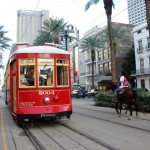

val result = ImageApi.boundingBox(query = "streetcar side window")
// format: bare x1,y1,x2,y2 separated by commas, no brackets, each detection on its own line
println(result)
19,59,35,87
56,59,69,86
38,59,54,87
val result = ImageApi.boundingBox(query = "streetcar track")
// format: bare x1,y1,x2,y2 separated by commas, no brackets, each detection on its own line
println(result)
58,121,120,150
22,125,46,150
74,106,150,122
23,121,119,150
38,126,67,150
73,111,150,133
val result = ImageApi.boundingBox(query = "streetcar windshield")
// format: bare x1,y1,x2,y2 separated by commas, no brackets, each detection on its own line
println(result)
19,59,35,87
56,59,69,86
38,58,54,87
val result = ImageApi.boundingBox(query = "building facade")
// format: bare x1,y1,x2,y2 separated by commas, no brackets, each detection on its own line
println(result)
131,22,150,91
127,0,146,26
17,10,49,45
77,23,134,90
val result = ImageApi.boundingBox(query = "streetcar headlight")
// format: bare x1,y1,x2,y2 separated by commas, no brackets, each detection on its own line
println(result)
44,97,50,104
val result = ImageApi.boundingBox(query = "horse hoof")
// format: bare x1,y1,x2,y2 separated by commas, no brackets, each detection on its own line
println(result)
118,115,121,117
136,115,139,118
128,116,132,120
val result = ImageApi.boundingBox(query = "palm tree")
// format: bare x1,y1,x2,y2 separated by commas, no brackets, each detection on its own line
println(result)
0,25,12,51
102,25,131,53
80,36,103,89
85,0,116,81
33,17,68,45
145,0,150,36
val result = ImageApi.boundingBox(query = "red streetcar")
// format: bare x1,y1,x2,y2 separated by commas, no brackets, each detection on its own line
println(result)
4,42,72,125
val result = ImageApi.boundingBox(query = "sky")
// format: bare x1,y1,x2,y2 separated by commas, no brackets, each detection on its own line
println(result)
0,0,129,63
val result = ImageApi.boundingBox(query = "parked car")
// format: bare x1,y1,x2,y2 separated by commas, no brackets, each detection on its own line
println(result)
75,88,86,98
87,89,98,98
71,90,78,97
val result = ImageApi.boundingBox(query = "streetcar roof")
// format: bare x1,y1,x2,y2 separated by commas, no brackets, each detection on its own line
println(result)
10,45,70,57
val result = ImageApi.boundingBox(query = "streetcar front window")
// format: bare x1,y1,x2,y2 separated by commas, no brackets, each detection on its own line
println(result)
38,59,54,87
56,59,69,86
19,59,35,87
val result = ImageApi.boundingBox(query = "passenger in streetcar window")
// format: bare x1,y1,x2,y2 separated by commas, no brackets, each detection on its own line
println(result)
26,69,35,86
20,69,29,86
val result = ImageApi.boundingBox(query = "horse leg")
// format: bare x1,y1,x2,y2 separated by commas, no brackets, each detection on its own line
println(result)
115,102,121,117
135,103,139,118
128,103,132,120
124,107,127,114
119,103,122,115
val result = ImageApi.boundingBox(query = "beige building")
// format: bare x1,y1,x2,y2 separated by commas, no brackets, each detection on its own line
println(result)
77,22,134,90
17,10,50,45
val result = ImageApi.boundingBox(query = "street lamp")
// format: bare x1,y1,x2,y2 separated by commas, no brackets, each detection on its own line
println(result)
61,26,73,51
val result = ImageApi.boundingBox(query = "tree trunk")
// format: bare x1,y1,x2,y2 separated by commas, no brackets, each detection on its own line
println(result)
91,60,94,89
145,0,150,36
107,15,116,81
104,0,116,81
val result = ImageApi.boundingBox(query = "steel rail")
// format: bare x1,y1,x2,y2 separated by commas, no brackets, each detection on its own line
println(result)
22,125,46,150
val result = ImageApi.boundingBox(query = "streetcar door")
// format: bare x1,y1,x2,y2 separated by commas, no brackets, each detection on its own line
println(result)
10,61,17,113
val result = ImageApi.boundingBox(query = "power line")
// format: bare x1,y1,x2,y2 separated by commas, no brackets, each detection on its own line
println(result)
21,0,41,41
80,0,124,30
37,22,60,45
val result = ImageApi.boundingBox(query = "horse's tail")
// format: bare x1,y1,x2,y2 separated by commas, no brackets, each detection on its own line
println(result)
133,90,144,113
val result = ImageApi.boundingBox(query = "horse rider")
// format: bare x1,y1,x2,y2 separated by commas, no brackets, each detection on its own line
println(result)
113,71,130,102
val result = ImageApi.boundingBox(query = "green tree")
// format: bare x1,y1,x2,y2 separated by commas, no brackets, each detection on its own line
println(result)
102,26,131,53
85,0,116,81
122,45,136,87
0,25,11,51
33,17,68,45
80,36,103,89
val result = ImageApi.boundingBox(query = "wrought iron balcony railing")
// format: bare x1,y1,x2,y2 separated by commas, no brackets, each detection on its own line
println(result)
131,68,150,76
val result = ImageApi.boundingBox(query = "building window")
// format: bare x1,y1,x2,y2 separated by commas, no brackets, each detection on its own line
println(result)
147,37,150,49
108,49,110,58
138,40,143,52
149,57,150,67
141,79,145,89
98,50,102,61
103,63,108,74
99,64,103,74
103,49,107,60
140,59,144,73
137,30,141,34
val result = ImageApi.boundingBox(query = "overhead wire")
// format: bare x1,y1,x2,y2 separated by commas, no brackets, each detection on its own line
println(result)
21,0,41,41
80,0,124,30
36,22,60,45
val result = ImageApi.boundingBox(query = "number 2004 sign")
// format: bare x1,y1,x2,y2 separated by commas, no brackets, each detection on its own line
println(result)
39,90,54,95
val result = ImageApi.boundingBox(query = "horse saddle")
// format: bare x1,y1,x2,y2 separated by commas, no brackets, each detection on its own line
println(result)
118,87,129,94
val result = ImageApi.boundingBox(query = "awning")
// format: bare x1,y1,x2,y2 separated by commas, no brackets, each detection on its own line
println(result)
97,76,112,86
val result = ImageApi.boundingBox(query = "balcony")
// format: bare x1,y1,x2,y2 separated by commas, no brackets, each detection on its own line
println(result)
99,70,111,76
131,68,150,76
80,71,97,76
85,59,92,63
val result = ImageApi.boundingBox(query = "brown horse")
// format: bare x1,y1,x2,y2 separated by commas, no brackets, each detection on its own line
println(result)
106,82,140,120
